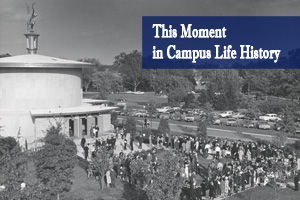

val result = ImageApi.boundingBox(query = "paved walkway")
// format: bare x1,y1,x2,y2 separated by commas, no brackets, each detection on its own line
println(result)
74,131,153,160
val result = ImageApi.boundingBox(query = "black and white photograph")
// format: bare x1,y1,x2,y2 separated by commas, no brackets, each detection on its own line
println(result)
0,0,300,199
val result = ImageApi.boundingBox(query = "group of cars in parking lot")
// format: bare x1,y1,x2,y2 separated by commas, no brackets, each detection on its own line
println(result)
115,107,300,133
115,107,201,122
212,111,300,132
212,111,281,130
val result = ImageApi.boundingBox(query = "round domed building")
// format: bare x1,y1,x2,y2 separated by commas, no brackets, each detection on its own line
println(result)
0,30,116,149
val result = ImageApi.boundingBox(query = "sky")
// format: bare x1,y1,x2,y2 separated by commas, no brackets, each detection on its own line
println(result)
0,0,299,65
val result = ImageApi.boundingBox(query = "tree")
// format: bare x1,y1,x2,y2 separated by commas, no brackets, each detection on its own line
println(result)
34,123,77,200
272,104,296,147
199,69,243,110
115,50,146,92
92,71,122,99
182,93,196,108
91,147,110,190
145,151,184,200
130,158,150,188
202,102,214,124
244,96,261,119
0,137,28,200
82,68,95,92
196,118,208,139
125,117,137,137
78,58,102,92
149,71,194,104
256,99,286,115
145,100,157,127
279,104,296,136
158,119,170,135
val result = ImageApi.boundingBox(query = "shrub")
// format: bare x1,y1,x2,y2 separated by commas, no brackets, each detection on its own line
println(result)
157,119,170,135
293,140,300,150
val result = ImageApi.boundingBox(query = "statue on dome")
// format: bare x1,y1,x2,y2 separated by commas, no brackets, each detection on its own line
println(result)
27,3,38,32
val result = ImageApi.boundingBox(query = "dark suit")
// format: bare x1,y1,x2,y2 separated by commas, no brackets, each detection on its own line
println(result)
294,175,299,191
81,138,86,148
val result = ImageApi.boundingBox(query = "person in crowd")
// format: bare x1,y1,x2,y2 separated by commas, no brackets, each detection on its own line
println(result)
110,168,116,188
190,180,197,200
84,144,89,160
106,170,111,187
294,172,299,191
81,136,86,149
130,137,134,151
201,180,207,198
208,181,215,200
139,134,143,149
95,125,99,138
90,124,94,138
224,176,230,197
124,138,127,150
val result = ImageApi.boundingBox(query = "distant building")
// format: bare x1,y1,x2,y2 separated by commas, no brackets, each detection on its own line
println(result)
0,30,116,149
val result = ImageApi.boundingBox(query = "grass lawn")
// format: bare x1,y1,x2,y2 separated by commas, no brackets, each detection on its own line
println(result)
83,92,168,110
83,92,167,104
107,92,167,104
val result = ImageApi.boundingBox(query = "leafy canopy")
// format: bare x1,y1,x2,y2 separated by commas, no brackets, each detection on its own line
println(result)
34,123,77,199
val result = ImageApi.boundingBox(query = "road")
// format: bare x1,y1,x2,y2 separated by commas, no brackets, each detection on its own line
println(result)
134,119,298,143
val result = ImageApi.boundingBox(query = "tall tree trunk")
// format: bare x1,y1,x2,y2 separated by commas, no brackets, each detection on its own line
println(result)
99,176,103,190
134,80,140,92
134,82,137,92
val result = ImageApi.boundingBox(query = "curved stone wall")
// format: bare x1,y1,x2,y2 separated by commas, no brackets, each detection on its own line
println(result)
0,67,82,109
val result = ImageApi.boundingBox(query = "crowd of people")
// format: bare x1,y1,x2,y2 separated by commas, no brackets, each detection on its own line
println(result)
81,129,300,200
81,135,117,160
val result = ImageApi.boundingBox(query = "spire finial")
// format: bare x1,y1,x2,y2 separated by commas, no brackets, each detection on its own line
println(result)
27,3,38,32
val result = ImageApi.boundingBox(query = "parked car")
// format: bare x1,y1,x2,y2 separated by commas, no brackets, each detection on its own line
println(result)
182,108,193,115
212,118,221,125
171,114,183,121
242,120,254,128
134,110,149,117
157,106,171,113
259,114,281,122
120,111,128,116
257,122,271,130
184,114,195,122
173,107,181,111
226,118,237,126
232,113,245,119
220,111,234,118
193,109,203,115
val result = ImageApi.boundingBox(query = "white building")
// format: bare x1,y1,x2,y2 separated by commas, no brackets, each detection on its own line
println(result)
0,30,116,149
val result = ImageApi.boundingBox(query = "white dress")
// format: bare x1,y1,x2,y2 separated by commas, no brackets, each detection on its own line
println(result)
106,170,111,186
